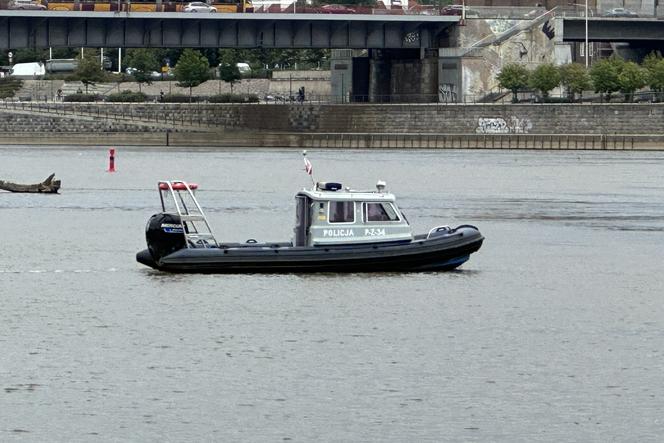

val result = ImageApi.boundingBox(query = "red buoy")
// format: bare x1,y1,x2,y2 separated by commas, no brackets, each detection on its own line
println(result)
108,148,116,173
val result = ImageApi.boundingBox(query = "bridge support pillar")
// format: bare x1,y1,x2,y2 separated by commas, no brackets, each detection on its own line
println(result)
368,53,390,103
438,53,462,103
330,49,353,104
367,49,438,103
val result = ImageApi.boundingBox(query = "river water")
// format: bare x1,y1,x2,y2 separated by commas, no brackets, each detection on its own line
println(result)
1,147,663,442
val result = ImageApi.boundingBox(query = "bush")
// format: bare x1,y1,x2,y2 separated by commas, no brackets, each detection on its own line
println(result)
244,68,270,79
208,93,259,103
161,94,200,103
63,93,102,102
539,96,572,103
245,94,259,103
106,90,148,102
0,78,23,99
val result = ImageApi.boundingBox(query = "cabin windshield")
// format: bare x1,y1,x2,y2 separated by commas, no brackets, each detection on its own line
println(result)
365,202,400,222
329,201,355,223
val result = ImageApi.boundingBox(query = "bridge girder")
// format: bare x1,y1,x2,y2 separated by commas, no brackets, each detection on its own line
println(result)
563,18,664,43
0,11,457,49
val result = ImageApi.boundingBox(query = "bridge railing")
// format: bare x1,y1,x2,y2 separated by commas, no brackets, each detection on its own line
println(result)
253,4,551,19
557,6,598,18
252,4,656,18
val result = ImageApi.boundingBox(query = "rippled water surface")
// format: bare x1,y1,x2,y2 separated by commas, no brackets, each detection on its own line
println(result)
1,147,663,442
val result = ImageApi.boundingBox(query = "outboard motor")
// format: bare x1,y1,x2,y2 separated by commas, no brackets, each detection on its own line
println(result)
145,213,187,261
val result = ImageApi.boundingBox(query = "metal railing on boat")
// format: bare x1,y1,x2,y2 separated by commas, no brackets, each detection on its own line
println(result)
158,180,219,249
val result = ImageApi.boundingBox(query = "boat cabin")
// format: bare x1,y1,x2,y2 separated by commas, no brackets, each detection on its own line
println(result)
293,181,413,247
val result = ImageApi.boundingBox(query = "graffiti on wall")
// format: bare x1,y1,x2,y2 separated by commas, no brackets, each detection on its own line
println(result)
476,116,532,134
487,18,517,35
438,84,457,103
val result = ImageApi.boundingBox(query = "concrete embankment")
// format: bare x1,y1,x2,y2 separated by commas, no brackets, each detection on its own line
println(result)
1,103,663,150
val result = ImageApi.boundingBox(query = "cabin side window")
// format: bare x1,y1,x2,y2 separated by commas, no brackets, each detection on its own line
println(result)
365,202,400,222
329,201,355,223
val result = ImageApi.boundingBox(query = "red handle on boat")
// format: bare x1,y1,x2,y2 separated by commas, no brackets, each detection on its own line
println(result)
159,182,198,190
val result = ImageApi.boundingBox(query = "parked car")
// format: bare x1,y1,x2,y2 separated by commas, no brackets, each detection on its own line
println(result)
8,0,47,10
236,62,251,74
603,7,638,17
183,2,217,12
320,4,356,14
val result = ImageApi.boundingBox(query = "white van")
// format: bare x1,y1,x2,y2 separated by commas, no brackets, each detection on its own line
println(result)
10,62,46,78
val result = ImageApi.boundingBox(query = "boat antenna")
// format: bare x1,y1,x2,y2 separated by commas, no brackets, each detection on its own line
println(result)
302,150,316,188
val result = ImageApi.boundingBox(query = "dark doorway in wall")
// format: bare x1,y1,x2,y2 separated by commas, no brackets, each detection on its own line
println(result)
352,57,369,102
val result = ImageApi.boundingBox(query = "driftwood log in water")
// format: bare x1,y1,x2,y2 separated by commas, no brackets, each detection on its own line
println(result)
0,174,61,193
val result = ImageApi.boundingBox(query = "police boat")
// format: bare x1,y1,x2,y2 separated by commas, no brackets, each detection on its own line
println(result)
136,180,484,273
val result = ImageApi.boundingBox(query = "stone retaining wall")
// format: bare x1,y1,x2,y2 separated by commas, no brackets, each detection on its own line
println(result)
1,103,664,149
11,102,661,135
0,110,162,133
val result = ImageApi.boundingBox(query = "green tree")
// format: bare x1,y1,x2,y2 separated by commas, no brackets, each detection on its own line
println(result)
231,48,329,71
125,49,160,92
642,51,662,74
497,63,530,103
643,52,664,101
151,48,183,70
589,56,623,101
218,63,242,94
559,63,591,102
173,49,210,101
645,59,664,101
73,54,105,94
618,61,646,102
14,49,48,64
51,48,78,60
218,49,238,66
528,63,560,100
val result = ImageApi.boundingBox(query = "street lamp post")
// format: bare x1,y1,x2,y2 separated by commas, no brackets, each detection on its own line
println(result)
585,0,589,68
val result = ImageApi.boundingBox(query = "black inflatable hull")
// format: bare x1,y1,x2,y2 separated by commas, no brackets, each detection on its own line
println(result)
137,226,484,274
